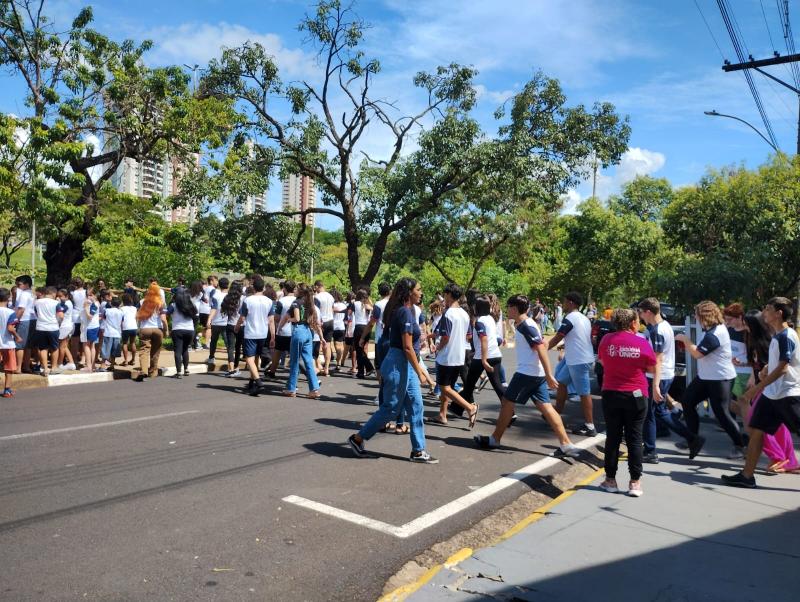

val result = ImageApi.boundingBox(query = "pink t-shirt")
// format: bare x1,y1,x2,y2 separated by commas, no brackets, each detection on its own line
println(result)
599,330,656,393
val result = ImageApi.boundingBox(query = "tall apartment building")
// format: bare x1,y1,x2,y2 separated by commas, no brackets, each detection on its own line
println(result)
112,153,199,224
231,189,268,217
281,173,316,226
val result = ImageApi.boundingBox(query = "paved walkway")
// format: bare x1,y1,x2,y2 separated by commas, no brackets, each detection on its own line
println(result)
403,428,800,601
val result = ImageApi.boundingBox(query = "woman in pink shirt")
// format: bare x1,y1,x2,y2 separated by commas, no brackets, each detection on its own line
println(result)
598,308,658,497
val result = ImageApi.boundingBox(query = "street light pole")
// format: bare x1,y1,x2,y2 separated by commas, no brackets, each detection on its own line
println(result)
703,110,780,152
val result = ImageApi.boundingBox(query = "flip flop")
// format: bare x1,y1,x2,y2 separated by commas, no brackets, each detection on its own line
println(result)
468,404,480,429
424,416,448,426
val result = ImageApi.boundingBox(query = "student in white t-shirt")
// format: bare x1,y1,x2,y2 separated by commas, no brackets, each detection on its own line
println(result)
80,288,102,373
331,289,348,370
13,275,35,374
53,288,76,372
430,283,479,427
120,293,139,366
33,286,64,376
462,295,505,404
236,276,275,395
0,288,21,396
100,297,125,370
314,279,336,376
352,288,374,378
548,291,597,437
206,277,229,368
676,300,746,459
268,280,296,379
165,289,198,378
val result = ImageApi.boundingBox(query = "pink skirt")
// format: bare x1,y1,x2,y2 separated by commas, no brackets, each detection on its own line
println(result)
748,393,799,470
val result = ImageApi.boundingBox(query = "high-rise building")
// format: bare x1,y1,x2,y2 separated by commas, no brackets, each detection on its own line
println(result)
281,173,316,226
111,153,199,224
231,189,268,217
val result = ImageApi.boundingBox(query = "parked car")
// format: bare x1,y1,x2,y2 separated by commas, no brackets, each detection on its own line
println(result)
591,314,687,399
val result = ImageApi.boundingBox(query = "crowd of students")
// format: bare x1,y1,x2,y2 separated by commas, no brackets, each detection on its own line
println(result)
1,273,797,489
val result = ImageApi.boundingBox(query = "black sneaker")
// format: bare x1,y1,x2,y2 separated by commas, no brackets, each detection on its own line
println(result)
721,471,756,488
688,435,706,460
473,434,499,450
642,452,660,464
348,434,367,457
675,440,689,450
552,445,582,458
184,369,190,376
508,414,518,427
409,450,439,464
572,423,597,437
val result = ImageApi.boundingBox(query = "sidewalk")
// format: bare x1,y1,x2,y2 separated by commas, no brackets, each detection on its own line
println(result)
401,428,800,602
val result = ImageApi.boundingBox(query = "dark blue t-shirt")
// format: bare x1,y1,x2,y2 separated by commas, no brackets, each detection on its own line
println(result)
389,305,420,350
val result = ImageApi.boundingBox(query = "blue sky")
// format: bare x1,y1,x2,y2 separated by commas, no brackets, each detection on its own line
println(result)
3,0,799,229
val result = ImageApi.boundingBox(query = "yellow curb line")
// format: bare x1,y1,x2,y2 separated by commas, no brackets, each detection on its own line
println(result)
377,466,605,601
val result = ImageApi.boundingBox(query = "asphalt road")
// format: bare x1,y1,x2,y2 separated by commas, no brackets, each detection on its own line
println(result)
1,350,601,601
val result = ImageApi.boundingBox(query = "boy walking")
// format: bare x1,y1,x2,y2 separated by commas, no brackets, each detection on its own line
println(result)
235,275,275,396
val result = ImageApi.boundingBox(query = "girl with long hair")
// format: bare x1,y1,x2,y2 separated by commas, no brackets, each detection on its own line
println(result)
462,295,506,405
352,288,374,378
167,289,198,378
742,310,798,473
189,280,206,350
135,283,168,380
342,291,357,374
331,289,347,370
278,283,325,398
348,278,438,464
221,281,244,377
675,300,746,459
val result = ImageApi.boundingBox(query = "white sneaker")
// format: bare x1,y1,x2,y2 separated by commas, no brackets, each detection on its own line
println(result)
627,481,643,497
227,369,241,378
600,478,619,493
63,363,76,371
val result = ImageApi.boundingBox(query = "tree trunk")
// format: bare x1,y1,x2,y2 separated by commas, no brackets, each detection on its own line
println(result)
44,236,85,286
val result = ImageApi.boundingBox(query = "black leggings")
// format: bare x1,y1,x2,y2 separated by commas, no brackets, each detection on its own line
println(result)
681,377,744,447
172,329,194,373
462,357,505,403
602,390,647,481
209,325,226,358
353,324,374,376
224,325,243,366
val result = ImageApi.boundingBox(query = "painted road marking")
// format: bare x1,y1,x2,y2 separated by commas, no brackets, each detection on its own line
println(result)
0,411,200,441
283,433,606,538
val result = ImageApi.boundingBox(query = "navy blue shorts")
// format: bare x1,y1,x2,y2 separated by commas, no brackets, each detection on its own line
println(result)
505,373,550,405
435,364,462,387
34,330,59,351
244,337,266,358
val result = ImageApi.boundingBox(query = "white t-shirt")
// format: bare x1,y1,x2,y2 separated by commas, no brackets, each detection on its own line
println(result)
435,306,470,366
333,301,347,331
514,318,546,377
210,291,228,327
102,307,125,338
201,285,216,314
81,300,101,330
646,320,675,380
0,307,19,349
371,297,390,341
241,295,274,340
71,288,86,323
557,310,594,365
728,327,750,375
696,323,737,380
14,288,35,321
121,306,138,331
473,315,502,360
34,298,62,331
58,300,74,328
315,291,335,322
138,306,163,330
353,301,370,326
275,295,296,337
764,327,800,399
166,303,195,332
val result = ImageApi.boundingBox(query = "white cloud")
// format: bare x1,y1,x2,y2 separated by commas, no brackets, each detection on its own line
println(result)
565,146,666,212
146,22,318,79
473,84,515,105
377,0,650,86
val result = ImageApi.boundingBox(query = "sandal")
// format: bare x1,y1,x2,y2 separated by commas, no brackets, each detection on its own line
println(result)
307,390,322,399
382,421,397,433
395,424,410,435
468,404,480,429
282,390,297,397
424,415,448,425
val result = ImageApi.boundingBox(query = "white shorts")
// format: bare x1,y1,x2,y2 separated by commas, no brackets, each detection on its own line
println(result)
59,323,74,341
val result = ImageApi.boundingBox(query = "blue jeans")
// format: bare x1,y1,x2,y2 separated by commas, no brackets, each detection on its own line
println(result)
287,325,320,393
359,347,426,452
644,377,694,452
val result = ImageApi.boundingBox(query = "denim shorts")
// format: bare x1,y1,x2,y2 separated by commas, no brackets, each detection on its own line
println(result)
505,373,550,404
101,336,121,359
555,359,592,396
15,320,32,350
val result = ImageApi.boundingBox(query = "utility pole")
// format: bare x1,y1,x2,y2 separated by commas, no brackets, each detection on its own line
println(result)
721,51,800,313
721,52,800,154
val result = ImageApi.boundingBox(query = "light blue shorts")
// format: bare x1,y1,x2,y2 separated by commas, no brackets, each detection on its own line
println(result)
555,359,592,396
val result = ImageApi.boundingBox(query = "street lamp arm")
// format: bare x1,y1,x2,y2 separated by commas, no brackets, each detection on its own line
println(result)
704,110,780,152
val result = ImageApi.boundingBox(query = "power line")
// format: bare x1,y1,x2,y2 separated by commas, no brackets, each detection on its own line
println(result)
694,0,726,60
777,0,800,87
717,0,780,147
761,0,778,48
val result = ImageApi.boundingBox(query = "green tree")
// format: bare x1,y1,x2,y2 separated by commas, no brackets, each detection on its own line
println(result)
0,1,234,284
661,157,800,307
608,175,673,222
